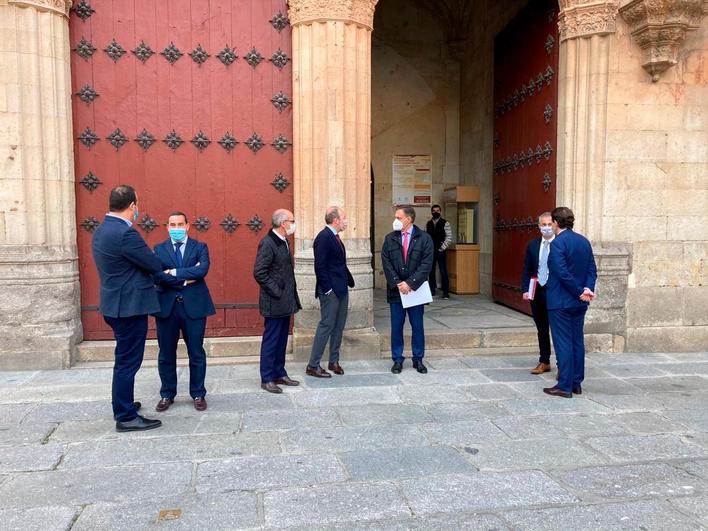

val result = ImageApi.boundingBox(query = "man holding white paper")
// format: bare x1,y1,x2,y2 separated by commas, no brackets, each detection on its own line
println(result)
522,212,555,376
381,206,434,374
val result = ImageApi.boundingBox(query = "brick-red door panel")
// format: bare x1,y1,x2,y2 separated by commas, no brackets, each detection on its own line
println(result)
70,0,292,339
492,0,559,314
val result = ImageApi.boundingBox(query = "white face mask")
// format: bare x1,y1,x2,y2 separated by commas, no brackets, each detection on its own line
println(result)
392,219,404,231
540,226,554,237
286,222,296,236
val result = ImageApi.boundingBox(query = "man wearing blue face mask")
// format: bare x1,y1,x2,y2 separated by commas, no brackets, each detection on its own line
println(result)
152,212,215,412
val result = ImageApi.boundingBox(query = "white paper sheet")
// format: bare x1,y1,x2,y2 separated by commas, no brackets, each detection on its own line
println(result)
400,281,433,308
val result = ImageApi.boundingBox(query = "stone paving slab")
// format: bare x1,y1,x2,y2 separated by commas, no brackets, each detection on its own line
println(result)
492,412,630,440
280,424,426,454
625,375,708,393
263,482,411,528
397,384,480,404
423,401,510,422
0,403,35,423
652,391,708,411
648,361,708,375
502,499,703,531
0,442,65,473
668,495,708,527
0,421,56,445
584,434,706,462
0,506,77,531
288,512,511,530
614,411,690,434
242,407,340,432
399,471,577,514
396,369,491,386
677,459,708,480
336,403,433,427
422,419,511,447
478,368,549,382
664,408,708,432
500,397,612,415
302,373,401,388
72,492,260,530
291,386,401,408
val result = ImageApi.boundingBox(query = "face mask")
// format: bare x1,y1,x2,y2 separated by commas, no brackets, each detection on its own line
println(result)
540,226,554,237
392,219,404,231
286,222,296,236
432,212,441,220
132,206,139,222
169,228,187,241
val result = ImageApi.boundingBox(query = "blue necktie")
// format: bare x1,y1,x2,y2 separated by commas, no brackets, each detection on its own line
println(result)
174,241,183,268
538,240,549,286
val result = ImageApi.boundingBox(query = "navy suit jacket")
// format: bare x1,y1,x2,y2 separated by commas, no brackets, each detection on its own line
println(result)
313,227,355,298
546,229,597,310
91,215,162,318
152,238,216,320
521,236,543,292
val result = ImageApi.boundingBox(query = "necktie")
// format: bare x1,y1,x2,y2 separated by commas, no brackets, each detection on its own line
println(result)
174,241,183,268
538,240,549,286
335,234,345,251
402,231,409,263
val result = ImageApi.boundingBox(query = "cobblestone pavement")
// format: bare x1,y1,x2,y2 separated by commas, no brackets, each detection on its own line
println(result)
1,352,707,530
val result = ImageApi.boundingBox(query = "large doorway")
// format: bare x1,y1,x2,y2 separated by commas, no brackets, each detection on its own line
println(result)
70,0,293,339
492,0,559,313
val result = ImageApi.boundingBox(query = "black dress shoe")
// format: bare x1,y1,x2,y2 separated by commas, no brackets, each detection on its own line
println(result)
116,415,162,432
572,386,582,395
412,360,428,374
391,362,403,374
261,382,283,394
275,376,300,386
543,386,572,398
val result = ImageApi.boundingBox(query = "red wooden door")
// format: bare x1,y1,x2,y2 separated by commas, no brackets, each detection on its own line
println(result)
70,0,292,339
492,0,559,314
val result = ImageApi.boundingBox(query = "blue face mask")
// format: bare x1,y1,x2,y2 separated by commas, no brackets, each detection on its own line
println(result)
132,207,139,222
169,228,187,242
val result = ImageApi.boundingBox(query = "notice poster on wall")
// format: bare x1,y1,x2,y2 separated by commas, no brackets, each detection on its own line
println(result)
392,154,432,205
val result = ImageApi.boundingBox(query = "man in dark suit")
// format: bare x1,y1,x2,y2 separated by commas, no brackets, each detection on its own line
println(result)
543,206,597,398
426,204,453,299
522,211,555,375
91,185,163,432
254,209,302,394
306,206,355,378
381,205,434,374
152,212,216,412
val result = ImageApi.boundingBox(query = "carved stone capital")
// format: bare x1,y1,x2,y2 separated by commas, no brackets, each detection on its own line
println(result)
619,0,708,81
8,0,71,17
558,0,620,41
287,0,379,29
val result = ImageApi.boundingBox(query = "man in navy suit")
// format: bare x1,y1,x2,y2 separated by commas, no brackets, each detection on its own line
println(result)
543,207,597,398
152,212,216,412
306,207,355,378
91,185,163,432
522,212,555,375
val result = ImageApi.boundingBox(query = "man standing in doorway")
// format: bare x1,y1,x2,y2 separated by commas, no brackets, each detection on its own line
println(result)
152,212,215,412
381,205,434,374
543,207,597,398
522,212,555,375
426,204,452,299
254,209,302,394
306,207,355,378
92,185,163,432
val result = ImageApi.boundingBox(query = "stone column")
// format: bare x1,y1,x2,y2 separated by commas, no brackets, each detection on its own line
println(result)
0,0,81,369
288,0,380,360
556,0,629,352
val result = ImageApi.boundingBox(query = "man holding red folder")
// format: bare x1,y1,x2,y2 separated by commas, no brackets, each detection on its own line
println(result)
522,212,555,375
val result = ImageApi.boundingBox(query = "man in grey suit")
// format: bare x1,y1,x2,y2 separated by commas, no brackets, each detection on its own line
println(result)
306,207,355,378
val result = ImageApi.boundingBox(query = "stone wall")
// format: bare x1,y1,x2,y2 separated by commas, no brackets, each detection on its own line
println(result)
371,0,460,289
605,16,707,351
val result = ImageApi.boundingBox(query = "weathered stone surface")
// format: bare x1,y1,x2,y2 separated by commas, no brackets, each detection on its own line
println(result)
422,419,511,447
600,363,670,378
501,398,612,415
336,403,433,427
281,424,425,454
503,499,702,531
677,459,708,480
197,454,346,492
588,394,665,411
668,495,708,527
340,446,477,481
0,506,77,531
242,408,340,432
0,464,193,508
627,326,708,352
73,492,260,530
0,422,56,445
615,411,689,434
553,463,705,498
303,373,401,388
399,472,577,513
397,384,479,404
461,356,535,369
492,413,629,440
206,391,295,411
293,512,510,530
585,434,706,462
424,401,510,422
652,391,708,411
22,401,113,423
663,409,708,432
478,368,541,382
396,369,490,386
0,443,64,473
624,376,708,393
291,387,401,408
263,482,411,528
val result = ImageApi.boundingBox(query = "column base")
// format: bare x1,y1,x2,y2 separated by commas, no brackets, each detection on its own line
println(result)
0,245,82,369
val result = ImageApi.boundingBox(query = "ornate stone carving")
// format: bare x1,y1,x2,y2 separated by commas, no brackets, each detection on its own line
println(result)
287,0,379,30
619,0,707,81
558,0,620,41
9,0,72,18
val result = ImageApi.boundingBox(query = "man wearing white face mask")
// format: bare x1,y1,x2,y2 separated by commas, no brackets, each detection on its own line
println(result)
381,205,434,374
522,211,555,375
152,212,215,412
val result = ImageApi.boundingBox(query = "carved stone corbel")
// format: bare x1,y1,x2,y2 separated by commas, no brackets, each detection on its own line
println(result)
558,0,620,41
287,0,379,29
8,0,71,18
619,0,708,81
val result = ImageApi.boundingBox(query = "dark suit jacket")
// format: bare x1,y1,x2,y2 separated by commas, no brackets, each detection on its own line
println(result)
152,238,216,320
313,227,355,298
91,215,162,318
547,229,597,310
381,225,434,304
521,236,542,292
253,230,302,318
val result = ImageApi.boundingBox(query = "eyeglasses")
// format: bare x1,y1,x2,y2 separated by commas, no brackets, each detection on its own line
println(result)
287,219,295,223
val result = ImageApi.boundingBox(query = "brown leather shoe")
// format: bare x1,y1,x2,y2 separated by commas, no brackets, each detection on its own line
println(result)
328,362,344,375
531,363,551,375
155,398,174,412
274,376,300,386
572,386,582,395
543,386,572,398
261,382,283,394
193,397,207,411
305,366,332,378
